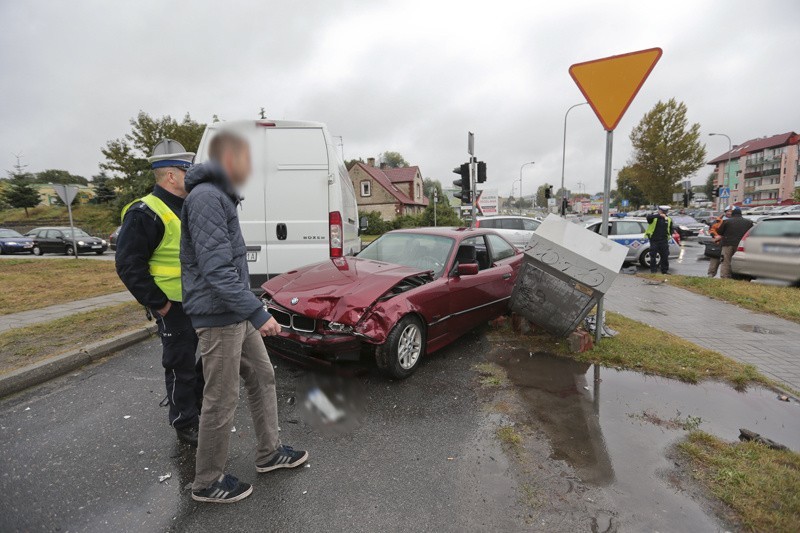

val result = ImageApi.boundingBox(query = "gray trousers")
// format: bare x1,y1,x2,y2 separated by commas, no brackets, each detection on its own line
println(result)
192,321,281,490
720,246,736,278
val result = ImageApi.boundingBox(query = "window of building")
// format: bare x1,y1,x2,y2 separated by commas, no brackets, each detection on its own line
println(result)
360,181,371,197
415,183,421,198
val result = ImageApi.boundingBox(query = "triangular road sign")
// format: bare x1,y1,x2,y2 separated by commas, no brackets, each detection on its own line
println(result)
569,48,662,131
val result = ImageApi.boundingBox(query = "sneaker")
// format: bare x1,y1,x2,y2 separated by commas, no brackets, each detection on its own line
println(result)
256,444,309,473
191,474,253,504
176,425,199,447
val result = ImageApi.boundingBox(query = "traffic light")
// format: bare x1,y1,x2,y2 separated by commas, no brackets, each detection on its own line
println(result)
544,185,553,199
477,161,487,183
713,186,720,198
682,192,689,207
452,162,471,204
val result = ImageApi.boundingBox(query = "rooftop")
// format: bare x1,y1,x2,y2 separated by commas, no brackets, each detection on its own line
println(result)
708,131,799,164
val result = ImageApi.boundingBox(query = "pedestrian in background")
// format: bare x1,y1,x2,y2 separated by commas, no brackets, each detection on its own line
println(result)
716,207,753,279
115,139,203,446
645,205,673,274
181,130,308,504
706,205,732,278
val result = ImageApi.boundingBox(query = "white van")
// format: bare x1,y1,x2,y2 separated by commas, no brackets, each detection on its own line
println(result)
194,119,359,287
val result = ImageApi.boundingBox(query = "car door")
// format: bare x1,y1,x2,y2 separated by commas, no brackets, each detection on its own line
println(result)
500,218,526,247
446,235,512,333
44,230,62,253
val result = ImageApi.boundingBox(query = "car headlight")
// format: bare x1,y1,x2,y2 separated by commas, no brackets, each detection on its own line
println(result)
78,241,85,245
101,239,107,245
6,241,17,245
327,322,353,334
678,226,688,231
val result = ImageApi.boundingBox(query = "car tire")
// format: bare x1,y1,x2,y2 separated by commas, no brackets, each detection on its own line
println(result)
65,245,76,256
0,246,4,255
95,250,105,255
731,273,753,282
639,249,658,268
375,315,426,379
33,246,43,256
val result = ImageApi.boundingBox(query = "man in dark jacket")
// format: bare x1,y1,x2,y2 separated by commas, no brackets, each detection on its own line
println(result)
116,139,203,446
182,130,308,504
716,207,753,278
645,205,673,274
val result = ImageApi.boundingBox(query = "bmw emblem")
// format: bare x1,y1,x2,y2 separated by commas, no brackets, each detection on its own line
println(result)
290,297,299,305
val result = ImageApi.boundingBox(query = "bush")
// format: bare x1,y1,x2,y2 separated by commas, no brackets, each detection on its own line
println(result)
358,210,393,235
419,203,462,227
392,214,422,229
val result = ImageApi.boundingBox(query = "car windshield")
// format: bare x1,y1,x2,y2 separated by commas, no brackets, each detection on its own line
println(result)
0,229,23,238
751,219,800,238
358,233,455,277
62,229,90,237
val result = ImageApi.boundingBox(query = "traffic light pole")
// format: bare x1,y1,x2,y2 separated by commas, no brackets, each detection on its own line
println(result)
596,130,613,344
470,157,477,227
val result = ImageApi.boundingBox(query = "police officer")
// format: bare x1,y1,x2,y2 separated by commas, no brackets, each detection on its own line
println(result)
645,205,673,274
116,139,203,446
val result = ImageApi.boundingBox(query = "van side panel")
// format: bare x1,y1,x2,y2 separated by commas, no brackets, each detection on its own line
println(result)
264,128,329,275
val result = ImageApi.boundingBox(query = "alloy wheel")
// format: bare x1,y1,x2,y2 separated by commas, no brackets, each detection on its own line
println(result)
397,324,422,370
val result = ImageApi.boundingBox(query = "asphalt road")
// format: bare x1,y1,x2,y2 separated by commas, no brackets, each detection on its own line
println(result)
0,250,116,261
0,333,531,533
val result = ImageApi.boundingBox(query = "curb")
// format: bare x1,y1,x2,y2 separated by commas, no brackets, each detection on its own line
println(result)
0,325,157,398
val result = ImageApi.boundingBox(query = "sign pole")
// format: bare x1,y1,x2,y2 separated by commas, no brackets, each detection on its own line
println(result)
433,189,438,226
596,130,613,343
66,197,78,259
468,132,477,228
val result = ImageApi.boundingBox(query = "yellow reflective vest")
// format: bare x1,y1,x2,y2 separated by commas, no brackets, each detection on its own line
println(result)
644,215,672,240
121,194,183,302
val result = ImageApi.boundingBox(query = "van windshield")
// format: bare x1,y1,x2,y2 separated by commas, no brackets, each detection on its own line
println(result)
358,233,454,277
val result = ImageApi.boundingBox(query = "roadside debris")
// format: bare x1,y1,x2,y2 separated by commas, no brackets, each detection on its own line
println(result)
778,395,790,402
123,415,131,419
510,215,627,337
583,314,618,338
158,473,172,483
738,428,788,451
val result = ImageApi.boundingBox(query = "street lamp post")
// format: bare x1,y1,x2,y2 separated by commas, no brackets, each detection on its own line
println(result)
709,133,732,210
519,161,535,215
561,102,589,216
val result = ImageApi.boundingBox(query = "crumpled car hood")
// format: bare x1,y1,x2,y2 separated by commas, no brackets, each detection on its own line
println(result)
262,257,430,325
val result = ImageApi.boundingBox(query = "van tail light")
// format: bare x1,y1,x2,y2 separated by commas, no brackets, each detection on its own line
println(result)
737,229,751,252
329,211,343,257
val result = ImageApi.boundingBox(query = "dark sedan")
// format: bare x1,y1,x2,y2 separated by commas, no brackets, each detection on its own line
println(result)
261,228,522,379
26,226,108,255
0,228,35,254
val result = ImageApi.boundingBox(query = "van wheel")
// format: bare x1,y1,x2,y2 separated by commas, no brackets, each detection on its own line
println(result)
375,315,426,379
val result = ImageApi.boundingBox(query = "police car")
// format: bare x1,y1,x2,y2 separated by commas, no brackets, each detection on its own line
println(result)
584,216,681,268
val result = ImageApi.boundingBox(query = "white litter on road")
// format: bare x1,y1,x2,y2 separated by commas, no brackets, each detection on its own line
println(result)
158,473,172,483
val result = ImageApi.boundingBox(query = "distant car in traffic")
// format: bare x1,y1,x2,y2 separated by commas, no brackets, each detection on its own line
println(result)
260,227,522,378
25,226,108,255
109,226,120,251
771,205,800,216
671,215,705,238
742,205,776,216
731,216,800,285
0,228,35,254
693,210,721,225
474,215,541,248
585,217,680,268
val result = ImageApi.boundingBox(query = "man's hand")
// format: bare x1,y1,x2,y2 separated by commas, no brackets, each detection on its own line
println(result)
259,317,282,337
156,301,172,317
713,235,722,243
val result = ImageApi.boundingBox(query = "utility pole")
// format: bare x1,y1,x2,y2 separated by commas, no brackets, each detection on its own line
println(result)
560,102,588,216
333,135,344,160
709,133,732,210
468,132,476,227
519,162,535,216
433,189,438,226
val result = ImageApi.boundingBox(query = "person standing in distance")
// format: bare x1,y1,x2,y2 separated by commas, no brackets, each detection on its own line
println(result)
706,205,732,278
181,130,308,504
645,205,673,274
116,139,203,446
716,207,754,279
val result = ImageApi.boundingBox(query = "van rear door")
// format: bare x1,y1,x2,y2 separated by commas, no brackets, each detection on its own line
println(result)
263,127,330,275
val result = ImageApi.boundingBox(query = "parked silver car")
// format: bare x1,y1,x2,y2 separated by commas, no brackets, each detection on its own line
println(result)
585,217,680,268
475,216,541,248
731,216,800,285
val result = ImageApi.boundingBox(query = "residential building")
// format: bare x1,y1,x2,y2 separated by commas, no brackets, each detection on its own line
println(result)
349,158,429,220
708,132,799,206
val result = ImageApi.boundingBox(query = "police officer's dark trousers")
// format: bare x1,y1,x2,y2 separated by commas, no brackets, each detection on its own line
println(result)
154,301,203,429
649,240,670,274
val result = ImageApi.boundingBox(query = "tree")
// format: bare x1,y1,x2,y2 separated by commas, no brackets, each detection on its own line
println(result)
628,99,706,204
380,151,409,168
34,169,88,185
101,111,206,208
3,157,40,216
794,188,800,203
344,158,363,170
423,178,445,203
535,184,553,209
92,172,117,204
704,172,717,200
616,165,647,209
420,201,461,227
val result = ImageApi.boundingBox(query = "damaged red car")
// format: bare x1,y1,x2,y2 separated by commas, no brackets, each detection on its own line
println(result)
260,228,522,378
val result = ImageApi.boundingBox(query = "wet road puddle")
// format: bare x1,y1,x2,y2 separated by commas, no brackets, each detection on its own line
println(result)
737,324,784,335
488,348,799,530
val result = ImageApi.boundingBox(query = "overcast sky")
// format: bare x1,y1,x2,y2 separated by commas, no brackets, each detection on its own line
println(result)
1,0,798,197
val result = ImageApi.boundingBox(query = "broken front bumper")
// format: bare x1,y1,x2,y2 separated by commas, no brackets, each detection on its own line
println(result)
263,330,363,366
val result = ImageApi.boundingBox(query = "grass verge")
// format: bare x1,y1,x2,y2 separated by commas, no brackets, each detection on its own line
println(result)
0,258,123,315
679,431,800,532
0,302,146,374
494,312,769,389
641,274,800,324
474,362,506,388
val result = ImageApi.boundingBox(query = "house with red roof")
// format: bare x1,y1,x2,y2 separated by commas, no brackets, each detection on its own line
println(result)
349,158,429,220
708,131,799,206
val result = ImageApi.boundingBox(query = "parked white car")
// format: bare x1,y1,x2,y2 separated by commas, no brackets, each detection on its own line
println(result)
194,119,359,287
584,217,680,268
475,215,541,248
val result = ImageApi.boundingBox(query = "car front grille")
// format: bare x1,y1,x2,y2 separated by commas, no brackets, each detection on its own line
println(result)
267,305,316,333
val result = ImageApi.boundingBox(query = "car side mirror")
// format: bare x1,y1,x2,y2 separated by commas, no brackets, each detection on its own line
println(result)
359,215,369,235
456,263,479,276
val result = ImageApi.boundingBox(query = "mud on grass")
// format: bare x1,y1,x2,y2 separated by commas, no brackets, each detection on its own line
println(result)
0,302,147,374
678,431,800,533
491,312,770,389
0,258,123,315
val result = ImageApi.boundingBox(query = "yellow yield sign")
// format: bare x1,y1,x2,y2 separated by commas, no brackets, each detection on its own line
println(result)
569,47,662,131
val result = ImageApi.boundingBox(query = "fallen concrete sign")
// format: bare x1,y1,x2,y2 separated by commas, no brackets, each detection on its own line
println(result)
510,214,627,337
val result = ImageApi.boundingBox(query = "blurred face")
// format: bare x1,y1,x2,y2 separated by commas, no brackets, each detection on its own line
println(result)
724,209,732,217
223,145,252,186
169,168,187,194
